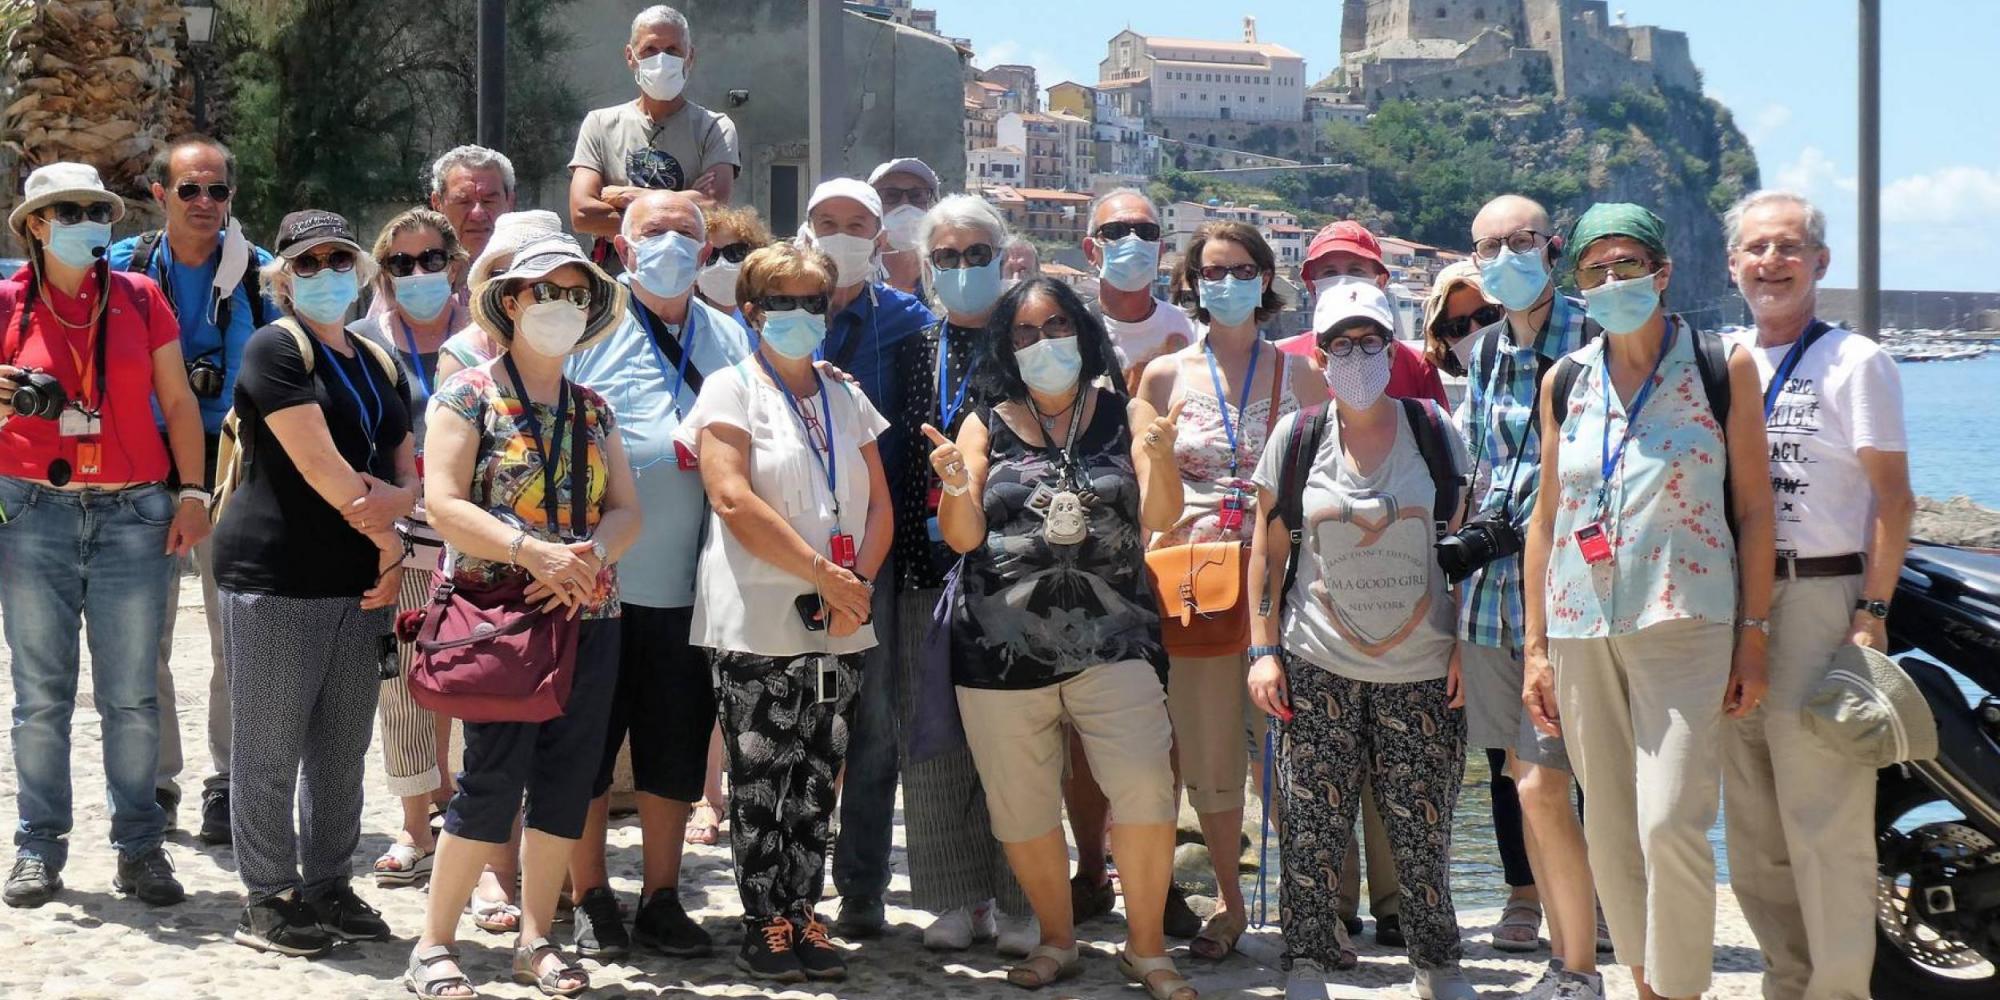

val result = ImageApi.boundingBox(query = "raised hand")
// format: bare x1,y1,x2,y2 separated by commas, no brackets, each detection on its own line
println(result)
1141,398,1185,465
922,422,968,492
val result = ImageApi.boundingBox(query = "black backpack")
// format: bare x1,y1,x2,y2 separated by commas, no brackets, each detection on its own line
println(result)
128,229,269,331
1263,398,1462,618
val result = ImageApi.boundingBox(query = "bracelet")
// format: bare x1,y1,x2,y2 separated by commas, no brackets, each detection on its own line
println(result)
506,530,528,567
1736,616,1771,635
176,486,211,510
940,479,969,497
1248,644,1283,660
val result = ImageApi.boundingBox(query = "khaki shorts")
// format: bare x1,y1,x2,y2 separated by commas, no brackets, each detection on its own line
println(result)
1165,652,1252,814
1460,637,1571,771
958,659,1176,843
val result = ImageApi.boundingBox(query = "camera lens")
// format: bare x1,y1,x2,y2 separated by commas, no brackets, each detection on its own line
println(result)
1434,519,1524,585
9,370,67,420
187,359,225,399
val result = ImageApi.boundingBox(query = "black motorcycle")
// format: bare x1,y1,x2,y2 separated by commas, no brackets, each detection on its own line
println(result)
1876,542,2000,996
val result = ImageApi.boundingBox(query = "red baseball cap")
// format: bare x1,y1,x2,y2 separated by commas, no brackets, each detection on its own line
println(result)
1303,220,1385,283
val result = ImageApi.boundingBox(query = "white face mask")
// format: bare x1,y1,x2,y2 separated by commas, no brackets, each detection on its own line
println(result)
1449,332,1480,373
634,52,686,102
696,259,741,306
518,300,587,357
814,232,879,288
882,204,925,252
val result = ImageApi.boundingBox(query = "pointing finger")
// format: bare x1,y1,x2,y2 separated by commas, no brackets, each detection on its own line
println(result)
921,423,951,447
1167,398,1188,423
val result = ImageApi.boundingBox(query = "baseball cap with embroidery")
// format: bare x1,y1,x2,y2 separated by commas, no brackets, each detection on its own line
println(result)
274,210,362,259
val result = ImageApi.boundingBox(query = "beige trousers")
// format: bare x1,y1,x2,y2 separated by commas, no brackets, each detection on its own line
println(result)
1552,618,1731,998
1723,576,1875,1000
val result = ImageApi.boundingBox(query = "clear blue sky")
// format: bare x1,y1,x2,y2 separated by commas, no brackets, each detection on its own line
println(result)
932,0,1999,292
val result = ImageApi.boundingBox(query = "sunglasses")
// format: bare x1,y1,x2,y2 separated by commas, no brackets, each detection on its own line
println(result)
291,249,358,277
877,186,934,209
1199,263,1262,282
1436,304,1503,341
1575,257,1656,290
712,241,753,264
1009,313,1075,350
382,248,450,277
44,201,116,225
525,282,592,308
1094,221,1160,243
1471,229,1548,261
930,243,996,270
754,294,829,315
174,182,232,203
1318,331,1390,358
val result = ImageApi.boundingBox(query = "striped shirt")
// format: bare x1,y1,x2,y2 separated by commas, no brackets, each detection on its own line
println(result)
1454,294,1590,652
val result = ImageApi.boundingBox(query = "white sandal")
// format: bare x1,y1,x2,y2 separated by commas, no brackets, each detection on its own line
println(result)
1119,949,1198,1000
373,842,434,887
467,890,521,934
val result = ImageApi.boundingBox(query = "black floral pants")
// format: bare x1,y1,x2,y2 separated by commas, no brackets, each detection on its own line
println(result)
713,649,862,922
1276,657,1466,971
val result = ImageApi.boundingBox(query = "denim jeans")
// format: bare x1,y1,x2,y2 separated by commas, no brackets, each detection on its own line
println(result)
832,563,900,902
0,477,176,870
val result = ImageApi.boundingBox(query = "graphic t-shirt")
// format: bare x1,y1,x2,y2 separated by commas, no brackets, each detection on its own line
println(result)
1727,323,1907,559
429,365,620,619
1101,297,1196,394
569,100,741,192
1252,406,1467,683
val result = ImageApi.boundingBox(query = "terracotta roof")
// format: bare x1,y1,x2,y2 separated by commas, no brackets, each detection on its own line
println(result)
1144,36,1304,61
1043,262,1090,278
975,81,1008,91
1010,188,1093,202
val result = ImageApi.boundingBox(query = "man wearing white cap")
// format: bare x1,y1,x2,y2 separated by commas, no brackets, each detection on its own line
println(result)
869,157,939,296
801,176,938,938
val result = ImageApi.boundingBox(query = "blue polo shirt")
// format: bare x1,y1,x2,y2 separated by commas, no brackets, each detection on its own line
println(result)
108,233,275,435
567,287,754,609
820,281,935,486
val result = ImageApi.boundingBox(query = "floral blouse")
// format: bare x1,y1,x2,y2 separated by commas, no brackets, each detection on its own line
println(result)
1152,346,1299,549
431,364,621,619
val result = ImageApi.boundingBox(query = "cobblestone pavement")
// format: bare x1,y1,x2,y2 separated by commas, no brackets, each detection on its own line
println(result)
0,587,1770,998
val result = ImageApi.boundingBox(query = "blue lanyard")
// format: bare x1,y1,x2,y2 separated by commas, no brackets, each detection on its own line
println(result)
935,322,981,430
1761,320,1829,421
395,318,432,397
639,307,698,413
757,352,839,519
1597,320,1674,510
316,335,384,463
1203,335,1260,479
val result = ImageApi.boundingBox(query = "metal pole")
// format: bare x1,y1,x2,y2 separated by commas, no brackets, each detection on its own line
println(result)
1858,0,1880,339
476,0,506,148
808,0,847,183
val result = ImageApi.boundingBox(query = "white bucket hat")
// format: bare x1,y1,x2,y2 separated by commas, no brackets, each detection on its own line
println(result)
1803,644,1940,766
8,162,127,239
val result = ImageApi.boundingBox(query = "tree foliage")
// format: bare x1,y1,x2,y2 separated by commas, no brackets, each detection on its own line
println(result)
215,0,583,237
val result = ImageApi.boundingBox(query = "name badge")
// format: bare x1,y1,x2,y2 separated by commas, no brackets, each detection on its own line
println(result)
829,531,857,570
57,409,101,438
1574,522,1614,565
674,439,700,471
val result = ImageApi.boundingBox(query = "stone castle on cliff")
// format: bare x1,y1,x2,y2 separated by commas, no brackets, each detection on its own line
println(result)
1333,0,1701,105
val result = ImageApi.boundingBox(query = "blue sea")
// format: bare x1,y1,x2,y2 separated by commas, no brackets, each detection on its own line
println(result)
1901,354,2000,506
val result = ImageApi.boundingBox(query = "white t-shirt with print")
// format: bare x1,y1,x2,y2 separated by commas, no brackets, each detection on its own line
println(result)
1252,405,1468,683
1728,324,1907,559
1102,297,1196,393
676,358,889,657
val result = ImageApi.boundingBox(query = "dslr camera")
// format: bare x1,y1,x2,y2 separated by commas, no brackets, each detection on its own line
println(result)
1435,516,1524,585
187,356,225,399
5,369,68,420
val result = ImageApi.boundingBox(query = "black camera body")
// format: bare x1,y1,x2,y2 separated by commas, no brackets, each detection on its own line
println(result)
7,369,67,420
187,356,225,399
1436,517,1525,585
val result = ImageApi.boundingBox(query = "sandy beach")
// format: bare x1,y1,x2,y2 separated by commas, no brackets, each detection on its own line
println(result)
0,584,1775,999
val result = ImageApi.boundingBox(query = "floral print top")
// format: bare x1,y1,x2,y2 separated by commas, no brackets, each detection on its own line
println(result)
1152,344,1299,549
431,363,621,619
1545,322,1736,638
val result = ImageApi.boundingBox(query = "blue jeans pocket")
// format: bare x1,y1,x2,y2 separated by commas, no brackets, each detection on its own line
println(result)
0,475,37,528
126,484,176,527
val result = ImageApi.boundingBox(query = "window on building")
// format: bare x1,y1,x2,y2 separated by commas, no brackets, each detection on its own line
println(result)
1435,5,1447,16
769,162,804,237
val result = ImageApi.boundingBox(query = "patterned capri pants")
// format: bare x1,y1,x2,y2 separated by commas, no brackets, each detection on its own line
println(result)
714,648,862,923
1276,656,1466,972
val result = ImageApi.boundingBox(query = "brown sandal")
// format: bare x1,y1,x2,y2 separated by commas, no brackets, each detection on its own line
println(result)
1119,950,1198,1000
1006,943,1082,989
1190,907,1246,961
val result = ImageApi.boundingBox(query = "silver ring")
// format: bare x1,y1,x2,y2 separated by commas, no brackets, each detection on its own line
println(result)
1145,432,1161,445
944,461,963,476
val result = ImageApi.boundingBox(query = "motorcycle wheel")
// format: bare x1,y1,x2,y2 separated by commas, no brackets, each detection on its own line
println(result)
1873,775,1999,998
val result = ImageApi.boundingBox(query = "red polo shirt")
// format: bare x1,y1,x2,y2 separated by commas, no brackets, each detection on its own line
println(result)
1,268,178,484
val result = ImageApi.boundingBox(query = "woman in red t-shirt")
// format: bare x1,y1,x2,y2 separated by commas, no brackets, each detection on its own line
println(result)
0,162,210,910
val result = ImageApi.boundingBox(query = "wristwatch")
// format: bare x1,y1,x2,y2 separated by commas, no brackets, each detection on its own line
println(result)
591,539,608,563
1856,598,1891,620
1247,644,1283,660
1737,617,1771,636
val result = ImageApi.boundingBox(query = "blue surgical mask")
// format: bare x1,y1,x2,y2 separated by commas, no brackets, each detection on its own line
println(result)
1478,245,1552,313
759,308,826,360
45,220,112,269
1581,272,1661,335
1015,336,1083,394
1096,234,1158,293
631,230,702,299
392,271,454,321
292,268,359,325
1199,275,1263,327
931,258,1004,317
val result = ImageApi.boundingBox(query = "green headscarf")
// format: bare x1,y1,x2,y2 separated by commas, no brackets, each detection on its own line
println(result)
1568,203,1669,265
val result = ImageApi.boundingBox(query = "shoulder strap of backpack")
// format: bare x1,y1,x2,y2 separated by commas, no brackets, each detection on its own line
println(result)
1474,321,1502,390
569,383,589,537
1263,403,1328,618
130,230,164,276
1401,398,1460,539
242,265,268,329
271,317,317,375
1688,323,1731,430
349,329,401,385
1547,355,1583,431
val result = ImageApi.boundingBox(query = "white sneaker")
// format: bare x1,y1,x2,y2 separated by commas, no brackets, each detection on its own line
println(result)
1284,959,1330,999
1520,959,1566,1000
924,904,995,951
995,910,1039,958
1412,965,1480,1000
